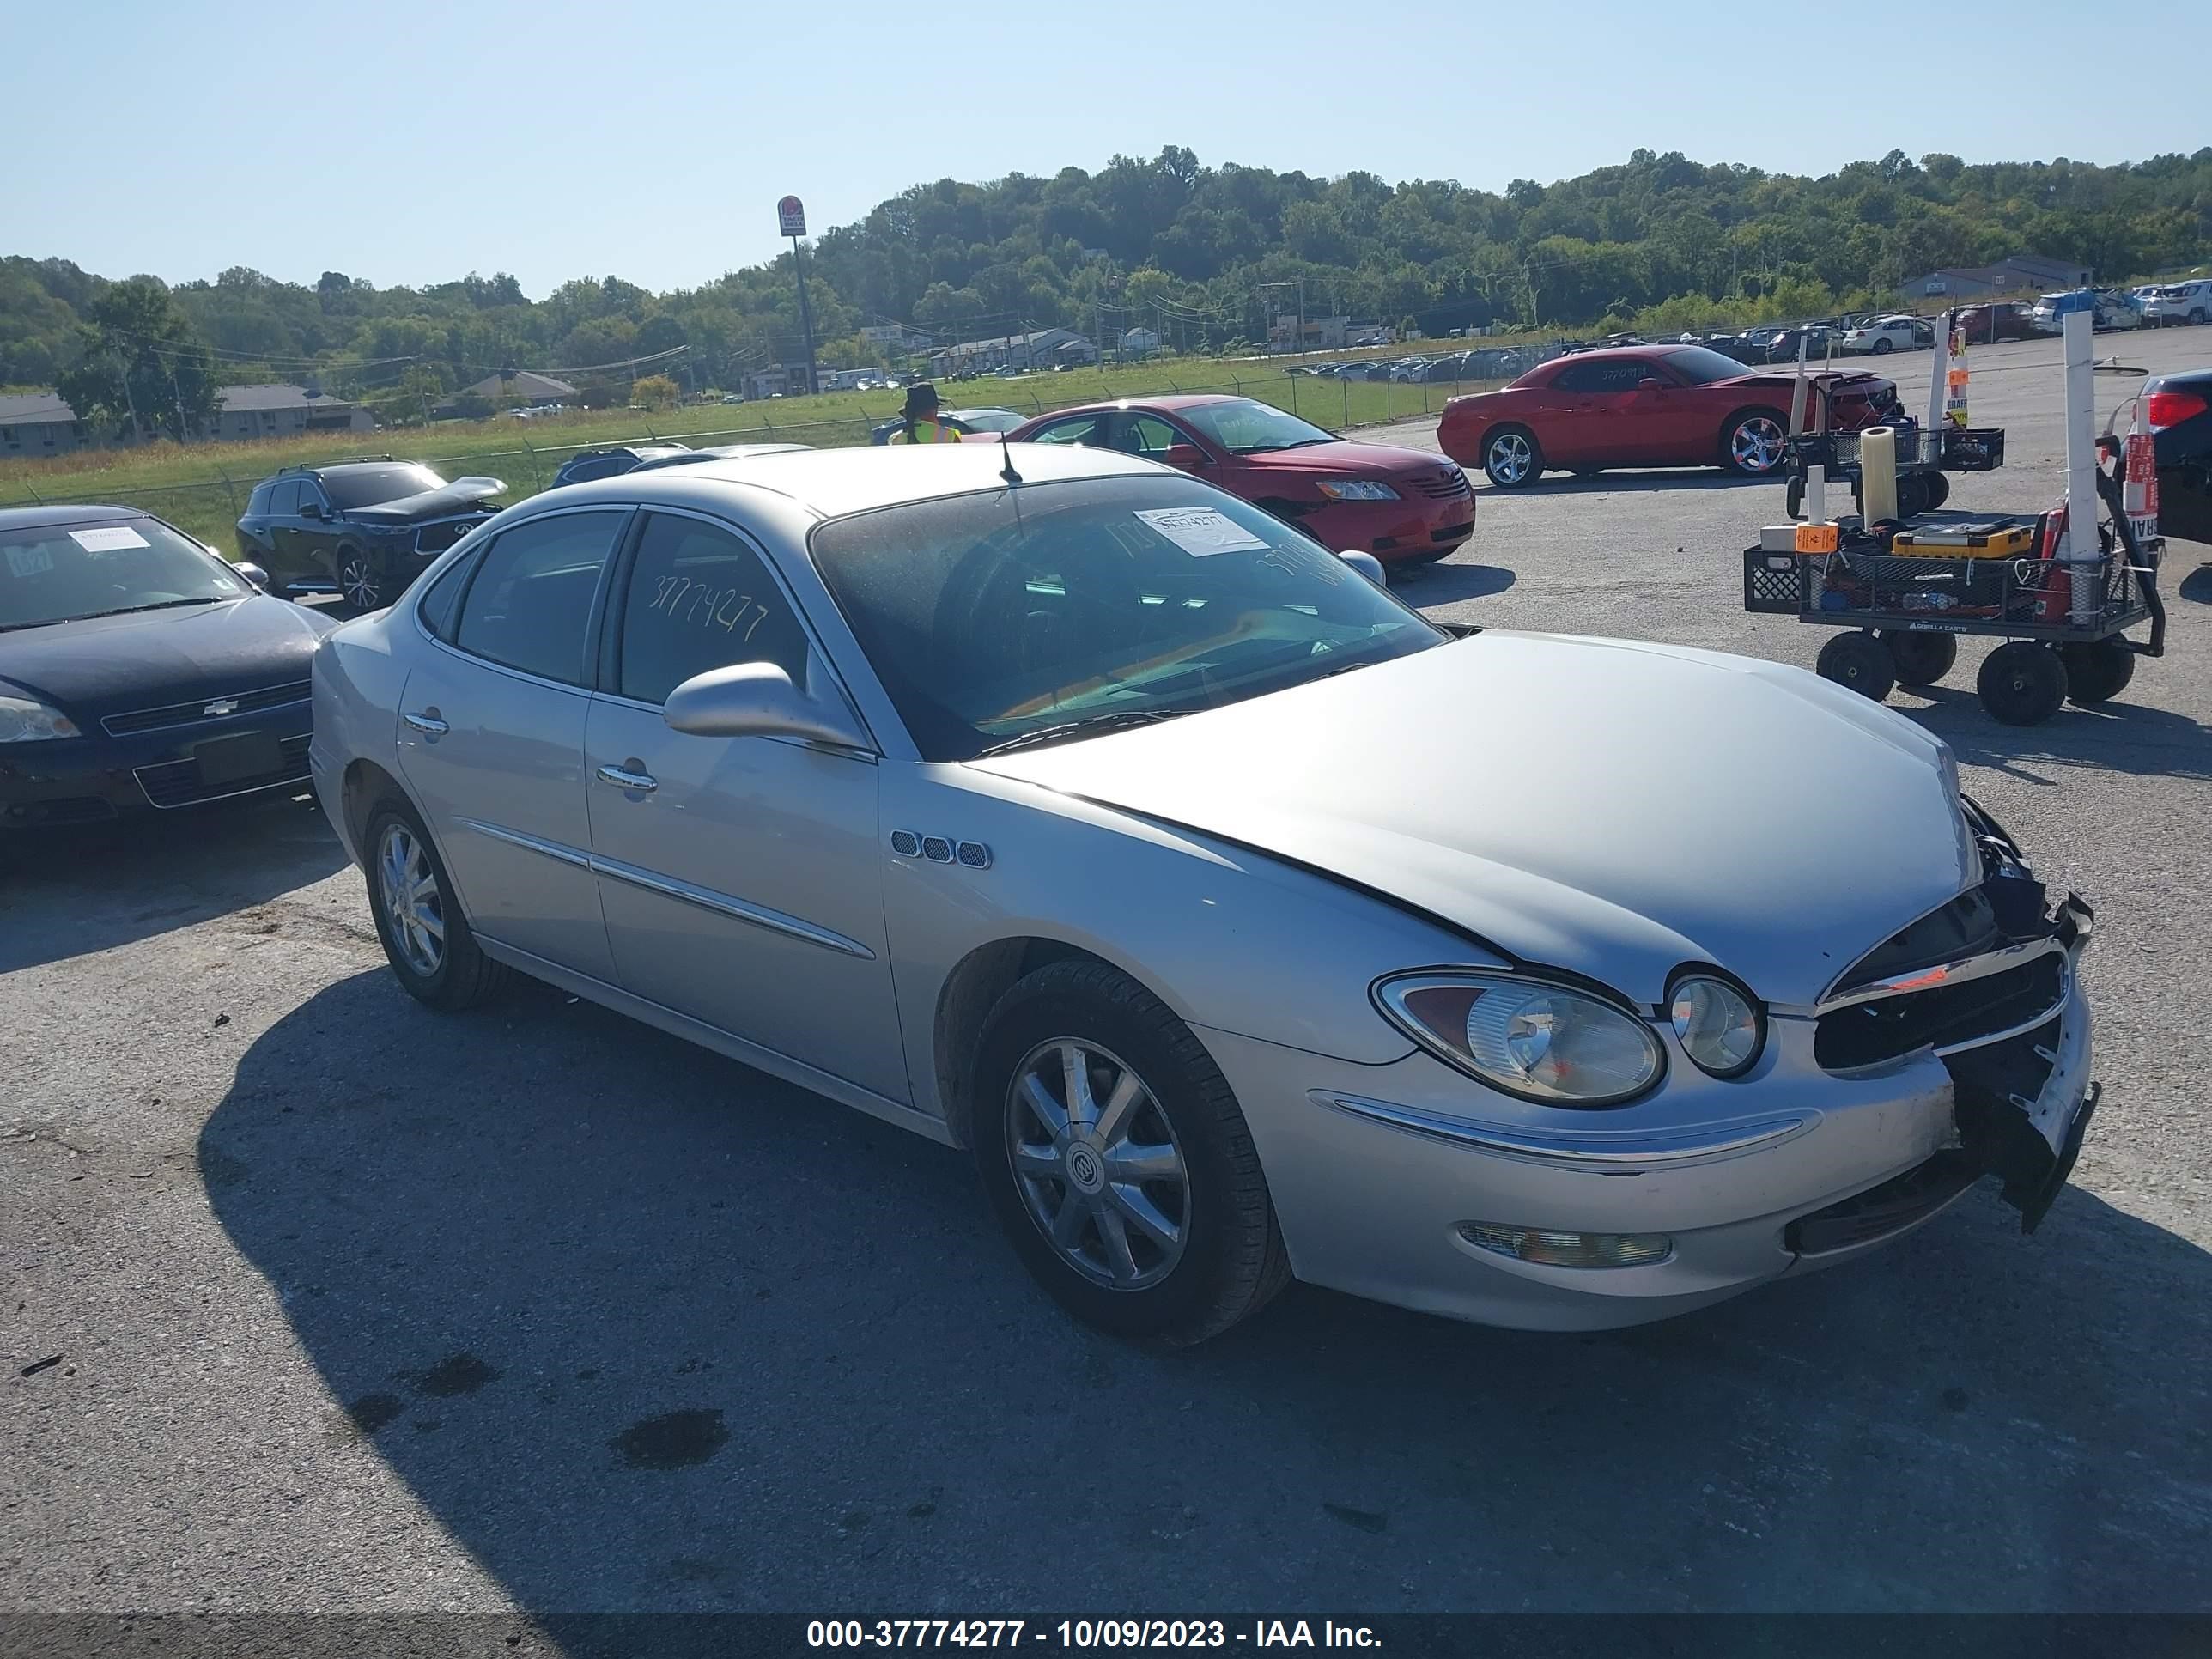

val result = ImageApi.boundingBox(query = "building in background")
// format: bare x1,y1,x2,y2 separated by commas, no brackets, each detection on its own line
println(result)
1898,254,2094,304
928,327,1096,377
444,369,580,414
210,384,374,441
860,324,932,353
0,392,92,457
1119,326,1160,357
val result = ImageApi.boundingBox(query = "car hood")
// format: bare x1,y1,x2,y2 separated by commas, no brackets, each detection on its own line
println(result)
0,596,333,720
344,477,506,523
970,634,1974,1009
1235,439,1451,480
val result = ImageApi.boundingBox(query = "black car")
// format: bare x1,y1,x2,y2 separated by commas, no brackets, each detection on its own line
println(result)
549,444,693,487
235,461,504,611
2147,368,2212,550
1,506,336,844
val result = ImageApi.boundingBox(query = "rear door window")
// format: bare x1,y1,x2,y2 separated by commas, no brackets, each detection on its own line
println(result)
452,509,628,686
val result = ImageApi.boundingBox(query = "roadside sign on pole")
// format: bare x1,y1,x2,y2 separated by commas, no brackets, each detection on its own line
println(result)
777,196,806,238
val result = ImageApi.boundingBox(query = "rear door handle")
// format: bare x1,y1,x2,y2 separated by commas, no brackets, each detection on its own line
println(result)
596,763,658,793
403,711,448,737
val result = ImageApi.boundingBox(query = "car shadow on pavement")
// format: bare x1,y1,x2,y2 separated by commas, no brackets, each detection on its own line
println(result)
0,793,346,974
202,968,2212,1613
1904,688,2212,785
1494,470,1783,497
2177,564,2212,605
1395,562,1516,605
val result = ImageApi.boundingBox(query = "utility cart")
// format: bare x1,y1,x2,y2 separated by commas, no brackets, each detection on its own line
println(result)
1782,419,2007,520
1743,505,2165,724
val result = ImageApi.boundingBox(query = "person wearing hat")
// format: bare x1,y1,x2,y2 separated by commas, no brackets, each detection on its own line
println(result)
889,384,966,445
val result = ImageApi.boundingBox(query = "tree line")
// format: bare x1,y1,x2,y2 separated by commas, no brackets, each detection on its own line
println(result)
6,144,2209,439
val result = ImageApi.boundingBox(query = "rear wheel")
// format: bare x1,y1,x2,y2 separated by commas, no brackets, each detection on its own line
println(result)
363,799,507,1011
2060,640,2136,705
1872,337,1894,355
1816,630,1895,702
1880,629,1958,687
1481,426,1540,489
1723,409,1790,477
1978,641,2069,726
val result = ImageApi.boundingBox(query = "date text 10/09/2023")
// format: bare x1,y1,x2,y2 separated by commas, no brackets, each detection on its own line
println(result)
806,1621,1382,1650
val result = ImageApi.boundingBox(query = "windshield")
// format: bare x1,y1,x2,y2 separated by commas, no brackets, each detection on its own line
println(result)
1176,399,1337,453
1,516,246,631
809,476,1445,762
1661,347,1752,385
319,464,446,509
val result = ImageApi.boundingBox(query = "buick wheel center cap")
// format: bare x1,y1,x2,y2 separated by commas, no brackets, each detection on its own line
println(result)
1065,1142,1105,1194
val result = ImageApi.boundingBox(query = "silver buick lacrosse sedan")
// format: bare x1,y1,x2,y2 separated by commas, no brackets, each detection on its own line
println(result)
310,441,2099,1343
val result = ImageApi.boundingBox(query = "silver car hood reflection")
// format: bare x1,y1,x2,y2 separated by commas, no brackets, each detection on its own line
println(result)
971,632,1977,1009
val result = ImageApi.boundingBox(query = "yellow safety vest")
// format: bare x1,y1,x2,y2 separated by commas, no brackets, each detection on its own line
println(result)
890,416,963,444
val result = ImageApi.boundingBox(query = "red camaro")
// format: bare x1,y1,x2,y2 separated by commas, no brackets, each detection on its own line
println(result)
1437,344,1899,489
1010,395,1475,567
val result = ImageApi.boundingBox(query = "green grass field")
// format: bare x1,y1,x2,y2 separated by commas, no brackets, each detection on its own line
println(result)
0,348,1509,552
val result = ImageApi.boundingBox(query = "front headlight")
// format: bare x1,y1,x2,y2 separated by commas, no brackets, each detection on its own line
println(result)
1668,973,1764,1079
1316,479,1401,501
0,694,81,743
1375,971,1665,1107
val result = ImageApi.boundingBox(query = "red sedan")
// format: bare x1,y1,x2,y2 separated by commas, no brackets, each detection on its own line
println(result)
1437,344,1899,489
1009,395,1474,568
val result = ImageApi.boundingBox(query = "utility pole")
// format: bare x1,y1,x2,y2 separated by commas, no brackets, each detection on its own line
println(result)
112,350,144,445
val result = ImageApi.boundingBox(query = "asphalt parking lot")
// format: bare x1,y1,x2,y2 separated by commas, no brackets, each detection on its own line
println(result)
5,327,2210,1617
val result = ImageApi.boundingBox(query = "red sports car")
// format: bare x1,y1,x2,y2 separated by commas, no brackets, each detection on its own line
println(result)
1009,395,1475,568
1437,344,1899,489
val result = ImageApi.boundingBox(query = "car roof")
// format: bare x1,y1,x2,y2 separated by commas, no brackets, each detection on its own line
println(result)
544,439,1165,520
0,503,152,532
1025,393,1248,417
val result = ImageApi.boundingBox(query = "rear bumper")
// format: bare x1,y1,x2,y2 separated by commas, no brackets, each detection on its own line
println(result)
0,700,313,830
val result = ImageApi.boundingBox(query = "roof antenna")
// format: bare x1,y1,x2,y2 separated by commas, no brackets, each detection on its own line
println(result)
998,429,1023,486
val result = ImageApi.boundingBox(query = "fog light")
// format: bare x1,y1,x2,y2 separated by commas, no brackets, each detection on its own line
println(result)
1458,1223,1672,1268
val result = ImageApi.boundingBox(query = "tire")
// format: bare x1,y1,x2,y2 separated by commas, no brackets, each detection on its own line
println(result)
969,958,1291,1346
2191,308,2208,327
1481,425,1540,489
1722,409,1789,477
362,797,508,1012
2059,640,2136,705
1880,629,1958,687
1920,471,1951,511
1816,630,1895,702
337,544,388,611
1978,641,2069,726
1872,337,1893,355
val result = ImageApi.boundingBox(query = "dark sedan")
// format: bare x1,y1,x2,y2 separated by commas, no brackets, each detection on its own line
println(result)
2147,369,2212,551
1,507,334,844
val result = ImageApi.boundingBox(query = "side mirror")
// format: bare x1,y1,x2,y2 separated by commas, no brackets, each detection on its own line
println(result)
1337,549,1388,586
234,562,271,590
299,502,325,520
664,661,870,750
1638,377,1668,392
1161,443,1209,470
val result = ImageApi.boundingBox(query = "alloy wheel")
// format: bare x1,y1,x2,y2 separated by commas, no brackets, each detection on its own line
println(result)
1487,432,1533,483
1731,416,1787,473
341,555,384,610
376,822,445,976
1006,1038,1189,1291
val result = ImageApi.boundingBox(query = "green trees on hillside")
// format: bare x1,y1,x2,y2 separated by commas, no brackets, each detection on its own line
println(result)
53,277,220,442
5,146,2209,408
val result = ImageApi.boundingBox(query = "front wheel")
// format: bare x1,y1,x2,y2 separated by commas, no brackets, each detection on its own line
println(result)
2191,308,2209,326
1482,426,1540,489
1978,641,2069,726
338,546,389,611
970,958,1291,1345
1816,630,1895,702
1872,337,1893,355
1723,410,1789,477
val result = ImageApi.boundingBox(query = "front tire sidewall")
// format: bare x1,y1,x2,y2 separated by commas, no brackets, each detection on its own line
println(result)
970,964,1280,1345
1978,643,2069,726
1723,410,1788,477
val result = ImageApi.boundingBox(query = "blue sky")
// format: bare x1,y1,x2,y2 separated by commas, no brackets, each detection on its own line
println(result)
9,0,2207,297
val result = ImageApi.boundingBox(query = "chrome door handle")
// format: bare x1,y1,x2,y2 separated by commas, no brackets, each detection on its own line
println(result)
403,711,448,736
596,763,658,793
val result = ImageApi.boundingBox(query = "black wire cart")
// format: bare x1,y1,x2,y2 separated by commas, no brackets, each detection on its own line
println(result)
1743,470,2166,726
1782,419,2008,520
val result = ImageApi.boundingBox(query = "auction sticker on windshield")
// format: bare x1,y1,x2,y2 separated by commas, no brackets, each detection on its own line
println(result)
6,544,53,576
69,526,150,552
1136,506,1268,557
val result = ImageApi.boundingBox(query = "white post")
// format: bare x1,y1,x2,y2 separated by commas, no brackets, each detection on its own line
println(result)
1788,332,1809,436
1925,307,1950,442
1806,461,1826,524
2062,308,2100,624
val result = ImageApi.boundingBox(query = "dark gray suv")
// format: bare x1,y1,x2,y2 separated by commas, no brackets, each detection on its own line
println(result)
234,462,504,609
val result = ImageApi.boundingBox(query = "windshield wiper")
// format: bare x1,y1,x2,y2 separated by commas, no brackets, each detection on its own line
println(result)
971,707,1195,758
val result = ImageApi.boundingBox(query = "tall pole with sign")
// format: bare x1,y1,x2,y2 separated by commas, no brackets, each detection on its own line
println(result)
779,195,817,398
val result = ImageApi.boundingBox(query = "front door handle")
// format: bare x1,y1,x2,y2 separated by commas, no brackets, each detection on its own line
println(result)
403,710,448,737
596,763,658,793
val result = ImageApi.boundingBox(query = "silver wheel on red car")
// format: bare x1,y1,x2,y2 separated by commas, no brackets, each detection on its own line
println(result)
1725,411,1789,477
1483,427,1539,488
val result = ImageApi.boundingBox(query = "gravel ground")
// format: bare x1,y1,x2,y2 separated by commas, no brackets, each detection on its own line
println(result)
4,327,2209,1618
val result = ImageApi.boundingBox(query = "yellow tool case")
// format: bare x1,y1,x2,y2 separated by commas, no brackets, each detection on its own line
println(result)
1889,518,2039,557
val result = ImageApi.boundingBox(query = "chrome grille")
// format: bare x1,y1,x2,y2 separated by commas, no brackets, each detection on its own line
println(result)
102,680,311,738
1814,945,2068,1072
